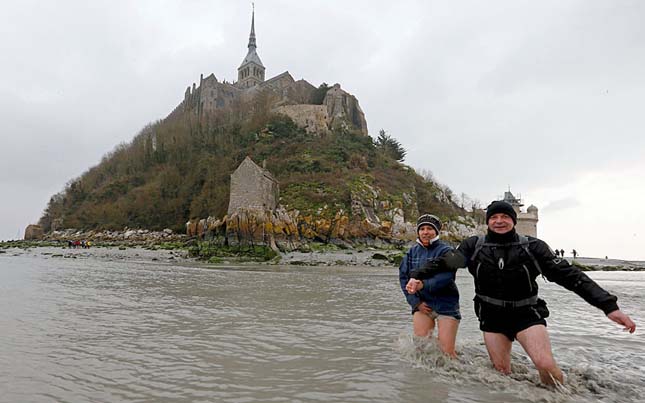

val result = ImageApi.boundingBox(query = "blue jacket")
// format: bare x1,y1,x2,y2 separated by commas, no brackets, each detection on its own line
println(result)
399,239,460,313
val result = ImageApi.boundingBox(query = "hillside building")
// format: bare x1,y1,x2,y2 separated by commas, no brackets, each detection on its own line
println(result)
167,7,369,136
227,157,279,215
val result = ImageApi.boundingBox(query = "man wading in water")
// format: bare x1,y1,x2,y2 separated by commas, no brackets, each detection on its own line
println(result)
457,200,636,385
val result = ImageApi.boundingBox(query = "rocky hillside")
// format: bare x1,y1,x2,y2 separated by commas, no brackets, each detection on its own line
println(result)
38,85,478,247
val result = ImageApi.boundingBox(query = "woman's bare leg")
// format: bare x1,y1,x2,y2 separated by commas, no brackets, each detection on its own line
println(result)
437,317,459,357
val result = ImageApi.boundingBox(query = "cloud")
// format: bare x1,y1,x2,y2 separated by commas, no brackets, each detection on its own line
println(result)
541,197,581,213
529,161,645,260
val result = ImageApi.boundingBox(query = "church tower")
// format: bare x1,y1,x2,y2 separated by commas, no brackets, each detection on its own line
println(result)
237,5,265,89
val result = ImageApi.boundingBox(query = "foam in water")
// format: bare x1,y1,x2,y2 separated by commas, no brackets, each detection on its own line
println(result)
395,333,640,403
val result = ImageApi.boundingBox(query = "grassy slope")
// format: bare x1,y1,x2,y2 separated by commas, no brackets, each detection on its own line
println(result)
39,111,461,233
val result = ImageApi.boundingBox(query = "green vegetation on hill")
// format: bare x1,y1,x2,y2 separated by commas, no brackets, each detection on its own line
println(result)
39,104,463,233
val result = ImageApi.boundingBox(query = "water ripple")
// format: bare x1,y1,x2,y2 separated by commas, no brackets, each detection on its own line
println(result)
1,254,643,402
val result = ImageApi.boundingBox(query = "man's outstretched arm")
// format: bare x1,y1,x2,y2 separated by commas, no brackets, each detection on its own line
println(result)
534,239,636,333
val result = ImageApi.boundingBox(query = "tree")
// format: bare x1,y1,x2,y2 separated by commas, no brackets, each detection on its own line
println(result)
416,168,435,184
375,129,406,162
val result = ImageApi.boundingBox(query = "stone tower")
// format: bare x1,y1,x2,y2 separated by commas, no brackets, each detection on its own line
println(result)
502,190,538,237
236,6,265,89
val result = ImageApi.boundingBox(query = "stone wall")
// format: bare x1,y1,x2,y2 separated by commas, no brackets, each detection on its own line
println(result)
199,74,240,114
274,104,330,136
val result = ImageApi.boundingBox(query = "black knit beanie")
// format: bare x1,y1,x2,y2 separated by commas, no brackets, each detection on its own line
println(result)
485,200,517,224
416,214,442,234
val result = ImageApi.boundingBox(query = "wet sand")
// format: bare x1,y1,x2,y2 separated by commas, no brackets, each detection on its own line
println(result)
3,245,644,270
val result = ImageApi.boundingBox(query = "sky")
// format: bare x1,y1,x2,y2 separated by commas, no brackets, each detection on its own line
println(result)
1,0,644,260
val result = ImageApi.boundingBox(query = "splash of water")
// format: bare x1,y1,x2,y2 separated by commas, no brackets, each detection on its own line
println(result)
395,333,639,403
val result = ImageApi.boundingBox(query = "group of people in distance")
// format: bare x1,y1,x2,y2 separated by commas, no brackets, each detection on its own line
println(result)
67,239,92,248
399,200,636,385
554,248,578,259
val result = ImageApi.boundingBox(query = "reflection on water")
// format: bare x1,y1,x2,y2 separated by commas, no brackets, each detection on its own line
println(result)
1,252,643,402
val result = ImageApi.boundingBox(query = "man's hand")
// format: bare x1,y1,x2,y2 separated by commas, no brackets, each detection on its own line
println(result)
410,260,441,280
607,310,636,333
406,279,423,294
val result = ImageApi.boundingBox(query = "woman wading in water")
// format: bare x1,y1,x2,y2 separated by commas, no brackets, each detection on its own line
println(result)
399,214,461,357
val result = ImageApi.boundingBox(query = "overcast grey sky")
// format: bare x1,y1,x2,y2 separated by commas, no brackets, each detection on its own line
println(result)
1,0,644,259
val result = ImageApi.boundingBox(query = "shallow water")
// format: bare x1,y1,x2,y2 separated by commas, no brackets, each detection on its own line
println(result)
1,250,643,402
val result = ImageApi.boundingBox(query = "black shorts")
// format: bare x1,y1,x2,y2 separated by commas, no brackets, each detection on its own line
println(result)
474,298,547,341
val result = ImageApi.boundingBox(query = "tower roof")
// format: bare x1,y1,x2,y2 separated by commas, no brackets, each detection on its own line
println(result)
503,190,523,207
239,5,264,68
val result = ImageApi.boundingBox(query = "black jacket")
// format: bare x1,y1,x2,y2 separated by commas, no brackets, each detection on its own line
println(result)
458,231,619,314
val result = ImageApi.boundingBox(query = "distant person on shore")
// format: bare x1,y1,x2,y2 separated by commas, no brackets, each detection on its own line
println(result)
554,249,560,257
399,214,461,357
572,249,578,259
456,200,636,386
560,248,565,257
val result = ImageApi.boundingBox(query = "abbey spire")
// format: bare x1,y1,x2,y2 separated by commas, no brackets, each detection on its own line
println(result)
248,4,257,49
237,4,265,89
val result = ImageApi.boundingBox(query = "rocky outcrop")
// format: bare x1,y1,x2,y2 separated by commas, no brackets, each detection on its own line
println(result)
24,224,44,240
270,83,368,137
197,206,478,251
43,228,183,243
443,217,486,243
194,174,478,250
323,84,368,136
223,207,301,251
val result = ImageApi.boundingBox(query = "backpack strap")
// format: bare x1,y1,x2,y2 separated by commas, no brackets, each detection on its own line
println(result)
471,234,543,277
518,235,543,276
471,235,486,263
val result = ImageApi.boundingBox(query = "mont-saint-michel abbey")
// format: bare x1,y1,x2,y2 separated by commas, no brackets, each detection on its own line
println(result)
27,7,538,243
167,9,368,137
173,9,539,240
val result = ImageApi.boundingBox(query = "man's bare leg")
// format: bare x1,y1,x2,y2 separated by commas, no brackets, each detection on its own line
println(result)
516,324,563,385
437,317,459,357
483,332,512,374
412,311,435,337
